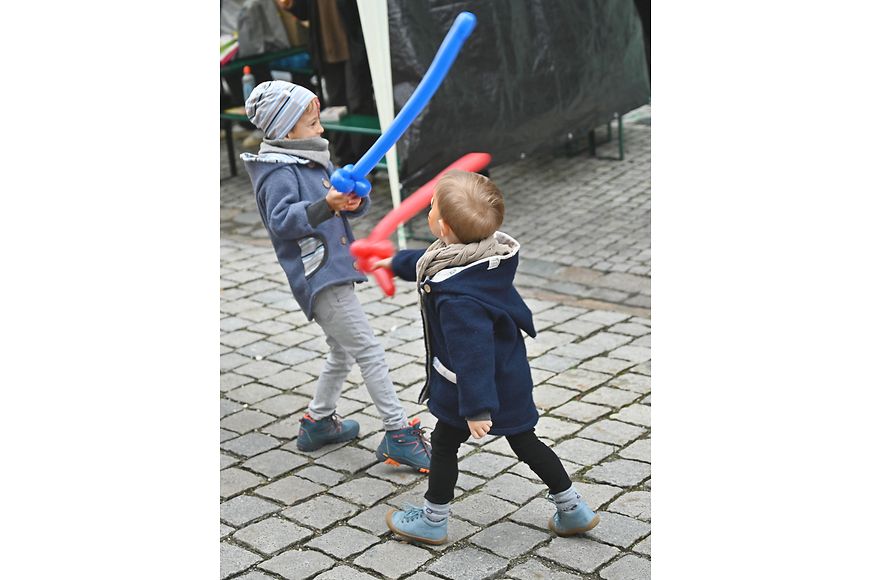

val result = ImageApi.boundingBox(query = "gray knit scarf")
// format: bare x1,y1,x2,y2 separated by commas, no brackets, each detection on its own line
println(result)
259,136,332,168
415,235,510,289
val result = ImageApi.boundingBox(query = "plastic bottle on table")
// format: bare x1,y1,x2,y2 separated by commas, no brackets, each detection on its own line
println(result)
242,66,256,101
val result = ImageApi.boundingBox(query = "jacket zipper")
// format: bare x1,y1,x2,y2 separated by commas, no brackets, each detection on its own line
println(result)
417,284,432,404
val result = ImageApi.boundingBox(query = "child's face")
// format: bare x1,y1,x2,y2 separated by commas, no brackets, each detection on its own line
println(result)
286,106,323,140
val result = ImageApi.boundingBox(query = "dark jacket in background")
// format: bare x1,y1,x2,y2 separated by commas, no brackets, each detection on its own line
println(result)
237,0,292,57
288,0,377,165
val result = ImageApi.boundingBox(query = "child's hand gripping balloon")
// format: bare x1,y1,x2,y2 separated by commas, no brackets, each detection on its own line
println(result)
352,239,397,296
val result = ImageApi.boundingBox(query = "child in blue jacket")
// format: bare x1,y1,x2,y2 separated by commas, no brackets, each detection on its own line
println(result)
240,81,429,471
374,170,599,544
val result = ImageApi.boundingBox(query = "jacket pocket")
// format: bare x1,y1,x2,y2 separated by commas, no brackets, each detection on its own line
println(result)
298,234,327,279
432,356,457,384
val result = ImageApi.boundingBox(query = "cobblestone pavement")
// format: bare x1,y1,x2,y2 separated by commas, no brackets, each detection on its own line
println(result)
221,107,651,579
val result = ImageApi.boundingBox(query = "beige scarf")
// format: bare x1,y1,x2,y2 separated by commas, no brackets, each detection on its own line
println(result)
415,235,510,289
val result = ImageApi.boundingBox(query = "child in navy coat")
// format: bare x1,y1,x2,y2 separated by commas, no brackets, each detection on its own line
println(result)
373,170,599,544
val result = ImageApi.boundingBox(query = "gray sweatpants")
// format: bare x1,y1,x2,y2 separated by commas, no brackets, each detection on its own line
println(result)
308,283,408,431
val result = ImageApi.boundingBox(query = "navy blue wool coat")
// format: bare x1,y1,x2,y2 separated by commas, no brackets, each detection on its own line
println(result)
392,232,539,436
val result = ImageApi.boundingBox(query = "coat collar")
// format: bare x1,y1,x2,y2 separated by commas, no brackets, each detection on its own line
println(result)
428,231,520,283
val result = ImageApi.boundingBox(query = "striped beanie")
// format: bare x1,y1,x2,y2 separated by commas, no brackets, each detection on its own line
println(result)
244,81,318,140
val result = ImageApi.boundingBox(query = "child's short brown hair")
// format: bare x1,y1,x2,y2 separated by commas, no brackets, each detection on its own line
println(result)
434,170,505,243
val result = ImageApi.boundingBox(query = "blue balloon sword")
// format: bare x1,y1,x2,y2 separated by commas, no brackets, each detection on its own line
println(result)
329,11,478,196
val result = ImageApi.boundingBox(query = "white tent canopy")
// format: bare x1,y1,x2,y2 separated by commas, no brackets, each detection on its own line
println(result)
357,0,406,248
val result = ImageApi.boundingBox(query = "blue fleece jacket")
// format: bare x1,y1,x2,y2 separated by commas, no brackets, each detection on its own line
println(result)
391,232,539,436
242,153,368,320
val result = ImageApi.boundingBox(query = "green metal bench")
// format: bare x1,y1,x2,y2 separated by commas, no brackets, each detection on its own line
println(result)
321,113,382,136
220,108,251,177
320,114,390,172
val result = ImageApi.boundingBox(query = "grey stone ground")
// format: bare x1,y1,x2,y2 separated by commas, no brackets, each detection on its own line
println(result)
221,106,651,579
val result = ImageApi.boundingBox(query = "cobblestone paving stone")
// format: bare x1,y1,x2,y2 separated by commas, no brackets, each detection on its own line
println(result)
220,107,651,578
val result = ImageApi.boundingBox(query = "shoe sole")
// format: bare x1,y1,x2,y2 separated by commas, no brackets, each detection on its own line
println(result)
378,454,430,474
548,513,601,537
385,508,448,545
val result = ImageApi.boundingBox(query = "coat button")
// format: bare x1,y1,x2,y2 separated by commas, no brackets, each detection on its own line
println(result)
423,284,431,293
322,178,331,188
353,261,359,270
340,236,347,245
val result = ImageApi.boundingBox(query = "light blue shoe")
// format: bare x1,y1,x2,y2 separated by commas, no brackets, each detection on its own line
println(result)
547,495,600,536
385,504,448,545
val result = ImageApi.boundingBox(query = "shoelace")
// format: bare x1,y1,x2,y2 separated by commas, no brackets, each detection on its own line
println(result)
399,503,425,523
411,426,432,458
404,419,432,456
329,413,346,432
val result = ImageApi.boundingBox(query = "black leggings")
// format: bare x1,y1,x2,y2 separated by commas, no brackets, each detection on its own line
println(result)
424,420,573,505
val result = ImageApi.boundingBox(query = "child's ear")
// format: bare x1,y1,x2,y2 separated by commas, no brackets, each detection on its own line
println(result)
439,219,453,240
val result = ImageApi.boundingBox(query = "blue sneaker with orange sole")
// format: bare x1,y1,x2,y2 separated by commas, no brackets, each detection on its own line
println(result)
296,413,360,452
375,417,431,473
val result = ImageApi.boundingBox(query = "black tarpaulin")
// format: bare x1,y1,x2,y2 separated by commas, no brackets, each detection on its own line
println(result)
386,0,650,190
